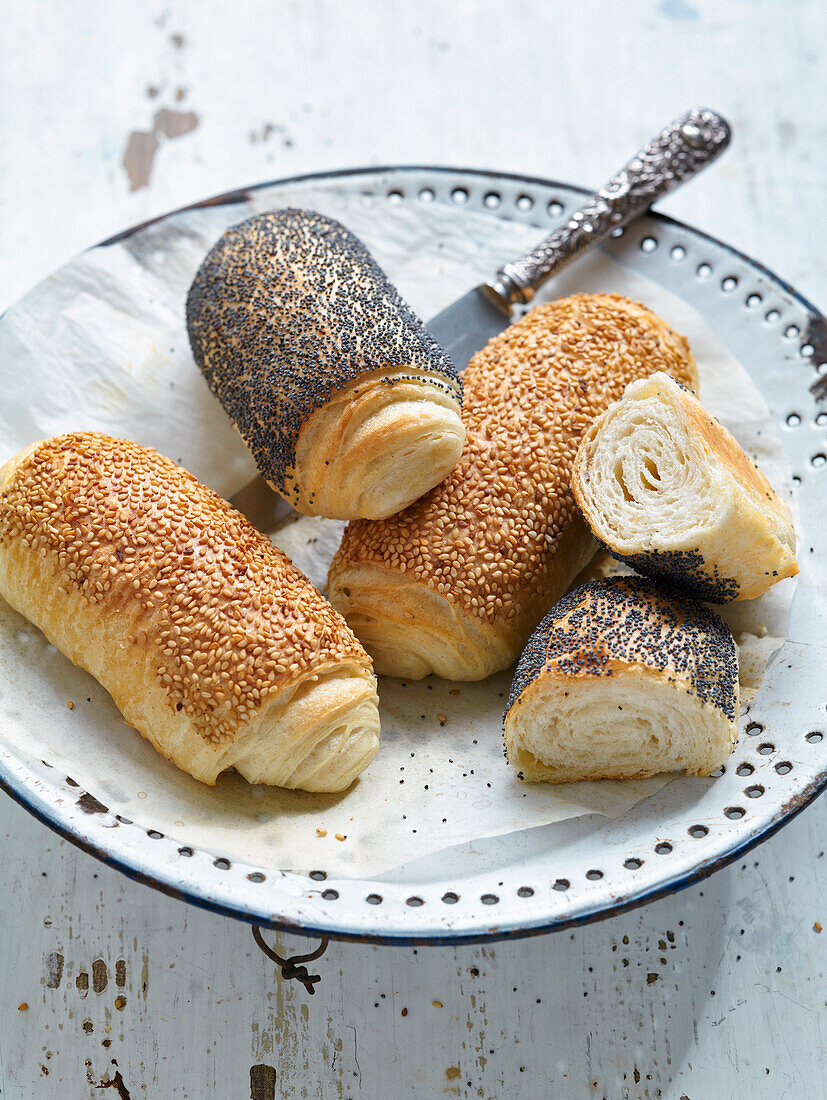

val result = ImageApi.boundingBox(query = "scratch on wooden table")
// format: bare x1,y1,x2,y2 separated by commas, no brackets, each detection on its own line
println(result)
139,951,149,1000
250,932,315,1091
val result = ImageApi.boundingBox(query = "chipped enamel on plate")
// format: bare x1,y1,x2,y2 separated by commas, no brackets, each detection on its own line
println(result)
0,168,824,943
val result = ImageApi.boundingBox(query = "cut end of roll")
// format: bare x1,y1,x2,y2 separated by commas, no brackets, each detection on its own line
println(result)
572,372,798,602
282,372,465,520
505,669,735,782
327,563,513,680
504,577,739,783
214,666,380,792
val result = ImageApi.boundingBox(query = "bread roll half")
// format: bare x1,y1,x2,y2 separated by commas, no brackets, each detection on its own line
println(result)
187,209,464,520
571,372,797,601
504,577,739,783
329,294,698,680
0,434,379,790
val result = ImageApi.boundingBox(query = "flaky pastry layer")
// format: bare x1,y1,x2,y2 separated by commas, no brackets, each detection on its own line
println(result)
571,371,797,601
283,371,464,519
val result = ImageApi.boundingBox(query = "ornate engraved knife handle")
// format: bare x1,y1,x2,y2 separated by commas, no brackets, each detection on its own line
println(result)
484,107,731,311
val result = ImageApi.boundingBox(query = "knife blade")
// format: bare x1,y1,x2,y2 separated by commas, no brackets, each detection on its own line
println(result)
228,107,730,532
426,286,512,378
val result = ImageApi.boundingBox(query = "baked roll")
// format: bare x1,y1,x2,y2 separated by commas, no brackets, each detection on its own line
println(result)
571,372,798,601
0,433,379,791
328,294,698,680
503,577,739,782
186,209,465,520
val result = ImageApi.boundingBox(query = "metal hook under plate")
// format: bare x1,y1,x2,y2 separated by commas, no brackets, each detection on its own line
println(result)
252,926,329,995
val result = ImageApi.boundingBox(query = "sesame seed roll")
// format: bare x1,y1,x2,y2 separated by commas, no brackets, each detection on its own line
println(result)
186,209,465,521
328,294,698,680
0,433,379,790
503,576,739,782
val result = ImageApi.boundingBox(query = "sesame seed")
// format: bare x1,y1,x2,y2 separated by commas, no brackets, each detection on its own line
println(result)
0,433,372,746
332,294,696,650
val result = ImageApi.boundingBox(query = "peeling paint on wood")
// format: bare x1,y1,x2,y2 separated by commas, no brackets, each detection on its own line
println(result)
122,132,159,192
122,108,199,191
87,1058,132,1099
92,959,108,994
153,108,199,141
44,952,64,989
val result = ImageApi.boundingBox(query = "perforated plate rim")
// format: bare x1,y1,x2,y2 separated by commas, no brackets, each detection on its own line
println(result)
0,165,824,945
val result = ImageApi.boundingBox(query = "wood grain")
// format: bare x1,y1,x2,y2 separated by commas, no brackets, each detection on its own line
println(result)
0,1,824,1096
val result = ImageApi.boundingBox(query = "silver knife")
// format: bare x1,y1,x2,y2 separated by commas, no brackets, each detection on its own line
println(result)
231,107,731,531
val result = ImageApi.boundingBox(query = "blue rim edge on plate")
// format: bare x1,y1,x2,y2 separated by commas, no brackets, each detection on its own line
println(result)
0,165,824,946
1,744,825,947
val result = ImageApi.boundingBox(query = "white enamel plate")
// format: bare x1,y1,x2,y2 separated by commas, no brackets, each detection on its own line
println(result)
0,167,825,944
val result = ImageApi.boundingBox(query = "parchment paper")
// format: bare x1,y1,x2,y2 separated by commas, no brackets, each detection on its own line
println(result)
0,189,796,877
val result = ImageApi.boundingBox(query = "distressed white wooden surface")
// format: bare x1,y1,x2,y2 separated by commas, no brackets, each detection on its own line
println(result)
0,2,825,1097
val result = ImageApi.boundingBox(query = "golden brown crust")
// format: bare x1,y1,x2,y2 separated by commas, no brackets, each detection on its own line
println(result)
685,399,777,505
329,294,698,679
0,434,379,788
